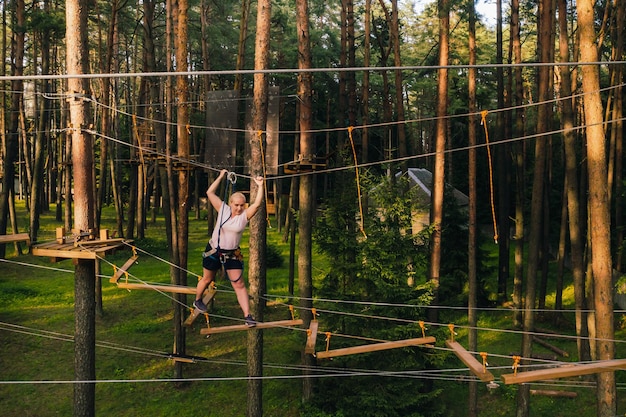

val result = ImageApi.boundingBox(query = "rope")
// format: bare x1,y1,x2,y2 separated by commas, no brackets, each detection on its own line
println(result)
348,126,367,239
481,110,499,244
257,130,272,228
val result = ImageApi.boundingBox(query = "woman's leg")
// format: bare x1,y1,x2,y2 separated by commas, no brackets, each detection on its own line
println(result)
226,268,250,317
195,267,216,301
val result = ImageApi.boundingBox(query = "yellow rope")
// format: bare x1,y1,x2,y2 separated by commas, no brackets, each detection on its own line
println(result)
257,130,272,228
481,110,499,244
348,126,367,239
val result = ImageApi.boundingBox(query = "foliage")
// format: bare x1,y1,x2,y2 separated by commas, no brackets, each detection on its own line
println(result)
310,172,443,417
266,242,284,268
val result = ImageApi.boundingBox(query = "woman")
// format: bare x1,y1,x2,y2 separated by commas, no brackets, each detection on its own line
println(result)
193,169,264,327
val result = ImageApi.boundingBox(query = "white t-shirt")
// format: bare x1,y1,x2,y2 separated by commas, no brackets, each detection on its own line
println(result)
209,202,248,250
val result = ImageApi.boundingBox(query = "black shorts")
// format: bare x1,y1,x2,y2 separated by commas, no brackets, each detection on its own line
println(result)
202,244,244,271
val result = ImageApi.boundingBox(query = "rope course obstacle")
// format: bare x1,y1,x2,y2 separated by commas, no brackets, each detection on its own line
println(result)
31,227,130,262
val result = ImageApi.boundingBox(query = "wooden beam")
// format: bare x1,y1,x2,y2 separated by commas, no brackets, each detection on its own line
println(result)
110,255,139,283
184,283,218,327
533,336,569,357
530,389,577,398
445,340,495,382
305,320,319,354
200,319,303,335
501,359,626,385
116,282,197,294
0,233,30,244
316,336,436,359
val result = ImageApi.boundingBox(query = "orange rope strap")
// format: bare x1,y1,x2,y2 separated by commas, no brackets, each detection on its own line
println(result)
480,352,488,373
418,321,427,338
481,110,499,244
511,355,521,376
448,323,457,342
347,126,367,239
257,130,271,228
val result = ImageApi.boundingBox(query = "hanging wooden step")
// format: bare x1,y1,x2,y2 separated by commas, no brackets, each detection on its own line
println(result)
184,283,218,327
200,319,304,335
501,358,626,385
316,336,436,359
445,340,495,382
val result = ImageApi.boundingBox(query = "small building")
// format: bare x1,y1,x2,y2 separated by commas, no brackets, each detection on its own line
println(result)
397,168,469,234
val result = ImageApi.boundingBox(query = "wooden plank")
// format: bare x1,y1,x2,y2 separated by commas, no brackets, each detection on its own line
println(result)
183,284,218,327
0,233,30,244
305,320,319,354
501,358,626,385
75,237,126,247
445,340,495,382
32,246,98,260
200,319,303,335
116,282,197,294
110,255,140,283
316,336,436,359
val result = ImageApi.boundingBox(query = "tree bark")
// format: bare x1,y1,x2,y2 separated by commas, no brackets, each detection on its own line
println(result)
578,0,616,414
557,0,590,362
467,1,478,414
428,0,449,323
173,0,190,381
0,0,25,258
517,1,553,415
246,0,271,415
66,0,96,415
296,0,315,403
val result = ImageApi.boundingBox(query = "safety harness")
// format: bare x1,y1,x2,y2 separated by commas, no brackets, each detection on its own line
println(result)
203,171,244,283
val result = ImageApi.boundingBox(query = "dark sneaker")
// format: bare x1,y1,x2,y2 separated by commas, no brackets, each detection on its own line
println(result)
244,314,256,327
193,299,207,312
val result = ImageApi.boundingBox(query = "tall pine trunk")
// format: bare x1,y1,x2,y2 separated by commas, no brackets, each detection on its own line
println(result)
296,0,315,403
247,0,271,415
66,0,96,415
578,0,616,414
428,0,449,323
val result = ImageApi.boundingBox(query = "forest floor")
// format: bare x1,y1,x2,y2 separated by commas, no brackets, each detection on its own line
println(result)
1,201,626,416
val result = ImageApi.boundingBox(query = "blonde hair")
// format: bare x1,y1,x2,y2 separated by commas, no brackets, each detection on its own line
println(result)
229,192,247,204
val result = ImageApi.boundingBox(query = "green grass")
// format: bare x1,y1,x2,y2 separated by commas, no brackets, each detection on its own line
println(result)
2,202,626,416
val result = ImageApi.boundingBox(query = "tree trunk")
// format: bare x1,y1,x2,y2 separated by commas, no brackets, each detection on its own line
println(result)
233,0,251,93
578,0,616,414
29,1,52,244
0,0,25,258
66,0,96,415
173,0,190,381
511,0,525,329
467,1,478,414
391,0,407,164
246,1,271,415
557,0,590,362
517,1,553,415
296,0,315,403
428,0,449,323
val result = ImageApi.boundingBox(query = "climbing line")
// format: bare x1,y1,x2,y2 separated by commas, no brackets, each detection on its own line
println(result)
348,126,367,239
481,109,498,244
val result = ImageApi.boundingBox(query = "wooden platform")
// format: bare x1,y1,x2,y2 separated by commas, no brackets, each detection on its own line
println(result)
200,319,303,335
32,239,129,261
501,358,626,385
316,336,436,359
